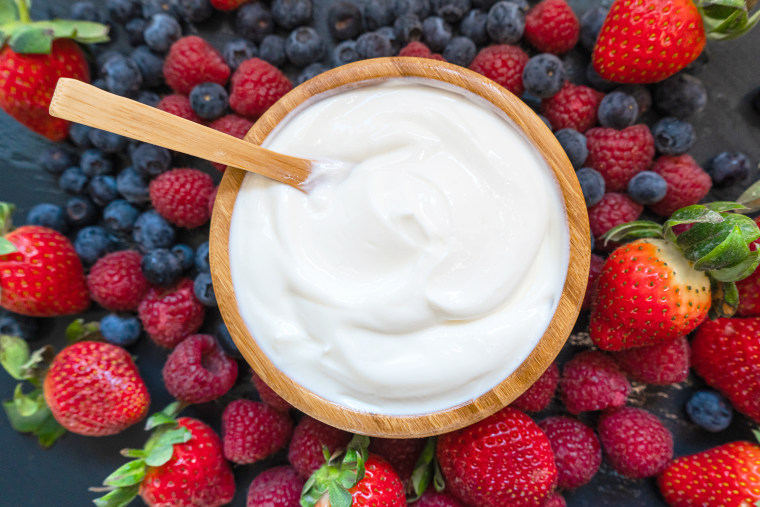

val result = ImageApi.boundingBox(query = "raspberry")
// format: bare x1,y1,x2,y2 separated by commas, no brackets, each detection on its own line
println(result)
163,36,231,95
581,254,605,310
229,58,292,119
209,114,254,171
247,466,305,507
251,371,292,412
138,278,205,348
737,217,760,317
542,493,567,507
87,250,148,311
587,193,643,243
538,416,601,489
399,41,445,60
468,45,530,96
648,154,712,216
149,168,215,228
559,350,630,414
163,334,238,403
598,406,673,478
541,82,603,133
524,0,580,54
288,415,352,479
211,0,248,10
414,490,466,506
157,94,203,124
585,125,655,192
612,335,691,385
369,437,426,486
222,399,293,464
511,362,559,412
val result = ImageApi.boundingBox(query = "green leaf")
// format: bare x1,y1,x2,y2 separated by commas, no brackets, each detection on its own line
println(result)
408,437,437,501
0,237,16,255
0,0,17,26
3,395,65,447
144,445,173,467
709,250,760,282
18,344,53,381
336,469,358,489
145,427,191,466
93,485,139,507
603,220,663,244
664,205,724,230
145,401,183,430
8,26,53,53
694,225,750,271
0,334,30,380
752,428,760,444
679,214,759,264
35,412,66,447
13,383,43,416
704,201,748,213
737,179,760,213
120,448,147,459
0,201,14,235
327,482,352,507
65,318,101,344
103,460,146,488
704,0,746,8
433,460,445,492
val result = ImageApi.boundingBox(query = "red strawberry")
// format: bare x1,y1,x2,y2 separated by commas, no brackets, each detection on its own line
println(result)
612,335,691,385
289,415,352,479
247,466,305,507
737,216,760,317
524,0,580,55
658,440,760,506
540,82,603,133
648,154,712,216
692,317,760,424
585,125,655,192
345,454,405,506
437,407,557,506
222,399,293,464
511,361,559,412
468,45,530,96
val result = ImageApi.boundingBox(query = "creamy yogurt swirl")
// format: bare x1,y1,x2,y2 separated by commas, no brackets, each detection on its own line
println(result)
229,80,569,415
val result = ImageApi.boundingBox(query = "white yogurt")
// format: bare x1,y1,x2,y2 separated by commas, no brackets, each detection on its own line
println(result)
229,80,569,415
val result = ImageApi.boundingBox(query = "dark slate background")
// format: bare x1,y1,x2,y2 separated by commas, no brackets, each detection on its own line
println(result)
0,0,759,506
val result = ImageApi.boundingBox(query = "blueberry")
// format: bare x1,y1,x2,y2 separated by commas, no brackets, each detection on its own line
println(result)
286,27,325,67
0,312,40,341
394,13,423,44
686,390,733,432
655,73,708,119
223,39,257,71
615,84,651,114
132,143,172,178
555,129,587,169
65,197,99,228
142,0,181,19
89,175,119,206
394,0,430,18
171,243,195,271
189,82,229,121
356,31,394,59
59,167,90,195
89,129,128,154
259,35,287,67
523,53,566,99
116,167,151,204
130,46,165,88
627,171,667,205
144,13,182,53
125,18,147,46
100,314,142,347
431,0,470,22
92,78,108,90
580,6,607,52
216,321,243,359
68,123,93,148
195,241,210,272
487,1,524,44
328,1,364,40
133,210,176,252
271,0,312,29
297,63,331,85
443,36,476,67
70,1,103,22
421,16,452,52
585,62,616,92
80,149,113,177
598,91,639,129
376,26,400,51
236,3,274,43
40,148,75,175
103,200,139,234
708,151,751,188
193,272,217,306
506,0,529,11
96,49,122,71
75,226,115,265
137,90,162,107
141,248,183,286
460,9,488,45
652,117,696,156
27,203,68,233
177,0,213,22
107,0,142,21
364,0,395,30
576,167,605,207
333,40,360,66
102,55,143,97
538,114,552,130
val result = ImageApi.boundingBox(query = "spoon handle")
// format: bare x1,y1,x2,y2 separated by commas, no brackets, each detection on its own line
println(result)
49,78,312,189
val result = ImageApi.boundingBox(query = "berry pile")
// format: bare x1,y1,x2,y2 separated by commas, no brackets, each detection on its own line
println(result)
1,0,760,506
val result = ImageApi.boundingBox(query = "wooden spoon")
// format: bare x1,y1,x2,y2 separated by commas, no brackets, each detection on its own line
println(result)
49,78,314,190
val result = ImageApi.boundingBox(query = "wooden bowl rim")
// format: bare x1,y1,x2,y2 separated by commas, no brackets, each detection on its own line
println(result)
210,57,590,437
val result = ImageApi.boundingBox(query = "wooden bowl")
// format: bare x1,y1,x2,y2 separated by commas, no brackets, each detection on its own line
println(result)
210,57,590,438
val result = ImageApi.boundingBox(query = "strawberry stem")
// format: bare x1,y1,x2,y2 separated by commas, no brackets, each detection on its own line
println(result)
14,0,30,23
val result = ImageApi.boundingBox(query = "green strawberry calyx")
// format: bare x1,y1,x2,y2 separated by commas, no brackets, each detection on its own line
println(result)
604,201,760,318
92,402,191,507
0,0,108,54
698,0,760,41
407,436,445,502
300,434,371,507
0,201,17,255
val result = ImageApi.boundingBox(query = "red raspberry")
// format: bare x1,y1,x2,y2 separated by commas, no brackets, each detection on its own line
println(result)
247,466,305,507
588,193,643,243
209,114,254,171
648,154,712,216
538,416,601,489
737,217,760,317
157,94,203,123
524,0,580,54
414,490,466,506
211,0,248,10
581,254,605,310
288,415,352,479
222,399,293,464
541,82,604,133
559,350,630,414
542,493,567,507
229,58,292,119
598,406,673,478
586,125,655,192
138,278,205,348
399,41,445,60
149,168,215,228
369,437,426,487
87,250,148,311
612,335,691,385
511,362,559,412
251,371,292,412
163,36,230,95
163,334,238,403
468,45,530,96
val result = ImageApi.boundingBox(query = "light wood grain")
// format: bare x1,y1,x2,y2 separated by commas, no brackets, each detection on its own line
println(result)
48,78,312,190
210,57,591,438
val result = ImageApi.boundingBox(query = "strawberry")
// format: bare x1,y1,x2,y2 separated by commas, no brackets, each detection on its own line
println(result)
592,0,758,84
0,203,90,316
590,202,760,350
736,216,760,316
658,439,760,506
0,2,107,140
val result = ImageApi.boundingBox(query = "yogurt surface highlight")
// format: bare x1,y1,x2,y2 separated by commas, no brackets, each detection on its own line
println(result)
229,80,569,415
